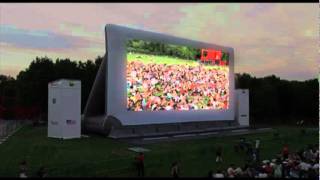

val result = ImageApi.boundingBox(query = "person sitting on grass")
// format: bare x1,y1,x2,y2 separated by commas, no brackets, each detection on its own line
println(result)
243,164,255,178
213,169,225,178
298,160,312,178
289,161,300,178
310,163,319,178
303,145,315,163
273,160,283,178
19,160,27,178
257,172,268,178
263,162,273,177
37,165,47,178
19,170,28,178
234,166,243,177
227,164,236,178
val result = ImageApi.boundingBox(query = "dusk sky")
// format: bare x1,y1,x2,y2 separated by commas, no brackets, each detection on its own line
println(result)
0,3,318,80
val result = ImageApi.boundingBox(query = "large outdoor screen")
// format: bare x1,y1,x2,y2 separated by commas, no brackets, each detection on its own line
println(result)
126,39,230,112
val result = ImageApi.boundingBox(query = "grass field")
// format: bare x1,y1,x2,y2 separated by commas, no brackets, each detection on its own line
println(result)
0,125,318,177
127,52,228,71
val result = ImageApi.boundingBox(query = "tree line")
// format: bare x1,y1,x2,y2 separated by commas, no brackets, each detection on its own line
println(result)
127,39,229,62
0,56,318,125
0,56,102,119
236,73,319,126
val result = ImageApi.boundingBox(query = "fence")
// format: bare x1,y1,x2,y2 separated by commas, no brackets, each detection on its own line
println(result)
0,120,25,139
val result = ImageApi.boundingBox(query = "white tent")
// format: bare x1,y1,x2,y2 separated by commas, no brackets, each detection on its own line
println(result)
48,79,81,139
236,89,249,126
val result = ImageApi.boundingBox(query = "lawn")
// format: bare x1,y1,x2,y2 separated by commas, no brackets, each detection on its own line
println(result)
127,52,228,71
0,125,318,177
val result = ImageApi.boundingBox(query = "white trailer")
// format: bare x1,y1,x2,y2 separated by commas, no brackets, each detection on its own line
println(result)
48,79,81,139
236,89,250,126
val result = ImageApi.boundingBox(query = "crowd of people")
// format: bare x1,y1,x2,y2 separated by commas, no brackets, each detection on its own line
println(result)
208,143,319,178
127,60,229,111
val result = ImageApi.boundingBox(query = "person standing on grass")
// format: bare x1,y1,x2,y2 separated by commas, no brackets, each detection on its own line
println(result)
136,152,145,177
216,146,223,163
207,170,214,178
282,144,289,160
246,144,253,162
252,149,257,162
239,137,246,151
255,139,261,162
171,161,180,178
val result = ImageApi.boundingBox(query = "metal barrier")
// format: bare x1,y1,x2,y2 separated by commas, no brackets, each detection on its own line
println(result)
0,120,24,139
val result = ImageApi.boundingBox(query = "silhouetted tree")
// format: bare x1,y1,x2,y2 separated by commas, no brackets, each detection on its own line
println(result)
236,73,319,126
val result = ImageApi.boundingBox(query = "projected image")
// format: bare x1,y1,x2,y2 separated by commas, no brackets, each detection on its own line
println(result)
126,39,230,111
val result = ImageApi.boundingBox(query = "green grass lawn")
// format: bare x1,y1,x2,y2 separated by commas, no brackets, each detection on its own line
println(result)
127,52,228,71
0,125,318,177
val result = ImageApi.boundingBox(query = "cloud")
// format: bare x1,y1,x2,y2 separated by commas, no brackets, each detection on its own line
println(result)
0,3,317,80
0,25,70,49
244,3,275,17
0,3,188,35
0,24,101,53
0,40,104,77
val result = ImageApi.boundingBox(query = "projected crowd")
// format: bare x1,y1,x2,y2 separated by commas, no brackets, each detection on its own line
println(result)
127,61,229,111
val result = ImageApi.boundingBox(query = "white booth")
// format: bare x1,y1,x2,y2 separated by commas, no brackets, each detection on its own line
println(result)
48,79,81,139
236,89,250,126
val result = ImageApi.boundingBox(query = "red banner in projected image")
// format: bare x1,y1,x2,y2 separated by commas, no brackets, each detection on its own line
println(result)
200,49,227,66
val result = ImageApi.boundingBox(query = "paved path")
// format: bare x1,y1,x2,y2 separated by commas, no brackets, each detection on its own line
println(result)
122,127,273,145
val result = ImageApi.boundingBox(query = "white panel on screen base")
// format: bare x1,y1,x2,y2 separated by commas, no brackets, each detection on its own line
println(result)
236,89,249,126
48,79,81,139
105,24,235,126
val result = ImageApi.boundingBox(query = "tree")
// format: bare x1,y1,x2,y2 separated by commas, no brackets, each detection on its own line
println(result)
236,73,318,125
13,56,103,119
0,75,17,119
0,54,318,126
